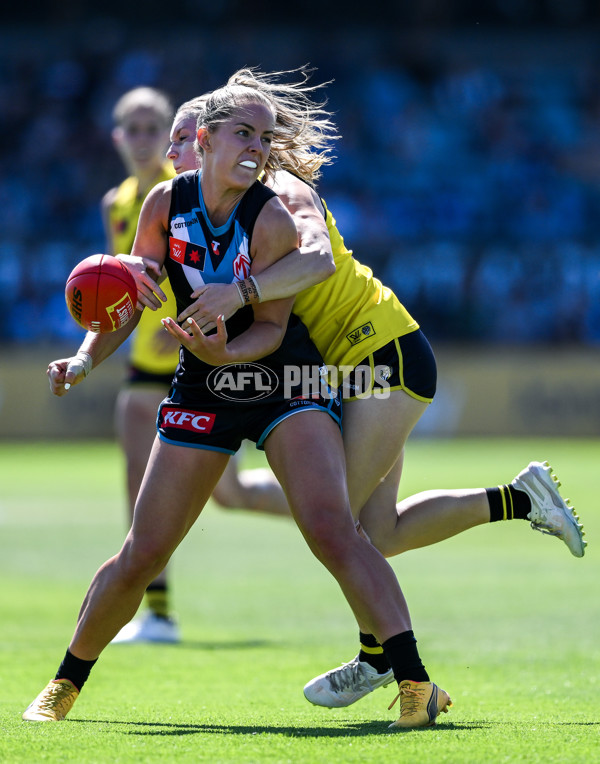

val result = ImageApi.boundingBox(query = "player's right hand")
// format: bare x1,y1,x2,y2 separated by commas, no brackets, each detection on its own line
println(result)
177,282,241,333
47,356,86,396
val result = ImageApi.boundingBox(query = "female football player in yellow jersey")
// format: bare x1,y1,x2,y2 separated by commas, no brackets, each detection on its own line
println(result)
130,69,585,709
103,88,289,646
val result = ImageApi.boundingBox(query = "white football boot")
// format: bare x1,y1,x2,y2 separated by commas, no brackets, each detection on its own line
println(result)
111,611,181,644
303,656,394,707
512,460,586,558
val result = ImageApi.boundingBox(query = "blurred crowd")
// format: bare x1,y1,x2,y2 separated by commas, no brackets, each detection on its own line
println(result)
2,21,600,346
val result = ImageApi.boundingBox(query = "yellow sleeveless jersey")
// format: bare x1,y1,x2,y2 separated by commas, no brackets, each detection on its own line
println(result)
292,199,419,371
108,166,180,376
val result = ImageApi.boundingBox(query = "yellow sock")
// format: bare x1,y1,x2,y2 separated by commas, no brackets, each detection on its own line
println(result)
145,588,170,619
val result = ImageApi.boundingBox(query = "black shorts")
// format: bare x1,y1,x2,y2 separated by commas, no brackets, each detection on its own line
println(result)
343,329,437,402
126,365,175,388
157,363,342,454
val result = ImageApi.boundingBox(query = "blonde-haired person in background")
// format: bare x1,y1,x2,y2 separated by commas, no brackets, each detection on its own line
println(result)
103,87,289,646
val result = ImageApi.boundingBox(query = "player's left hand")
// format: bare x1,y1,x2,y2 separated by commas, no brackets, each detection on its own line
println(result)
162,315,230,366
115,254,167,311
177,283,242,333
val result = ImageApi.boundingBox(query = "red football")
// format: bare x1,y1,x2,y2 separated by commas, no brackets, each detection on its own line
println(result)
65,254,138,333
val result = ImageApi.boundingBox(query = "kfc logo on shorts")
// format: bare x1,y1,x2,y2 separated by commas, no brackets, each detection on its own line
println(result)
160,407,215,433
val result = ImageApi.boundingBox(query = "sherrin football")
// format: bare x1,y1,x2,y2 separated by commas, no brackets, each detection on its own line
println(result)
65,254,138,333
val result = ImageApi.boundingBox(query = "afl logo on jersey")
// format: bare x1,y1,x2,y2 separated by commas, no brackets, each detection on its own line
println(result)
207,363,279,401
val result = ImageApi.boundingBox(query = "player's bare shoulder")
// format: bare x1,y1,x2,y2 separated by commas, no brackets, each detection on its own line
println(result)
141,178,173,219
134,178,174,237
268,170,325,217
131,179,174,260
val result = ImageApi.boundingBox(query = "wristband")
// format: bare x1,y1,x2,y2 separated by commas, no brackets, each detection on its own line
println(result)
237,279,252,305
234,281,246,307
248,275,262,302
236,277,261,305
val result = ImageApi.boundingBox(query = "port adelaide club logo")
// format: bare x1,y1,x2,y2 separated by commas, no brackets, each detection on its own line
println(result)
207,363,279,401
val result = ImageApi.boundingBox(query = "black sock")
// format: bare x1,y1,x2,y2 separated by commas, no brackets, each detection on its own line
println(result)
358,631,391,673
382,630,429,684
55,649,97,692
487,484,531,522
145,582,170,619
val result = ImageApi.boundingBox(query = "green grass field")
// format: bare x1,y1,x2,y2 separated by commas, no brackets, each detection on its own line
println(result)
0,438,598,763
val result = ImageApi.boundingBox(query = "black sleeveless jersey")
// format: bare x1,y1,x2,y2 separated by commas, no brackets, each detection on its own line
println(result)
164,170,324,388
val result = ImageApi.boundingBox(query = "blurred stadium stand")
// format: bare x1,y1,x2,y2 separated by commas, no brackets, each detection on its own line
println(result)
2,4,600,348
2,3,600,436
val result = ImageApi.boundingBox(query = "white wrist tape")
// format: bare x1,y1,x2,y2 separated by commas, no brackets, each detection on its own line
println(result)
71,350,93,377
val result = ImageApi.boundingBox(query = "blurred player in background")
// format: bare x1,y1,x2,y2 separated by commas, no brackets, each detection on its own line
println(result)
103,87,288,646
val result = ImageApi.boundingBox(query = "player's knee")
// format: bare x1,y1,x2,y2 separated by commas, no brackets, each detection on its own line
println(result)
360,518,410,557
301,510,356,564
371,534,408,557
118,539,171,586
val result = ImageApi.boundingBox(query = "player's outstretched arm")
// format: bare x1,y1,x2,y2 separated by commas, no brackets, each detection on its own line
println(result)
48,311,142,396
264,169,335,296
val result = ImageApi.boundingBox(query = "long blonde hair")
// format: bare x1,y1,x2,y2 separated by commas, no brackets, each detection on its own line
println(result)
191,67,338,186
